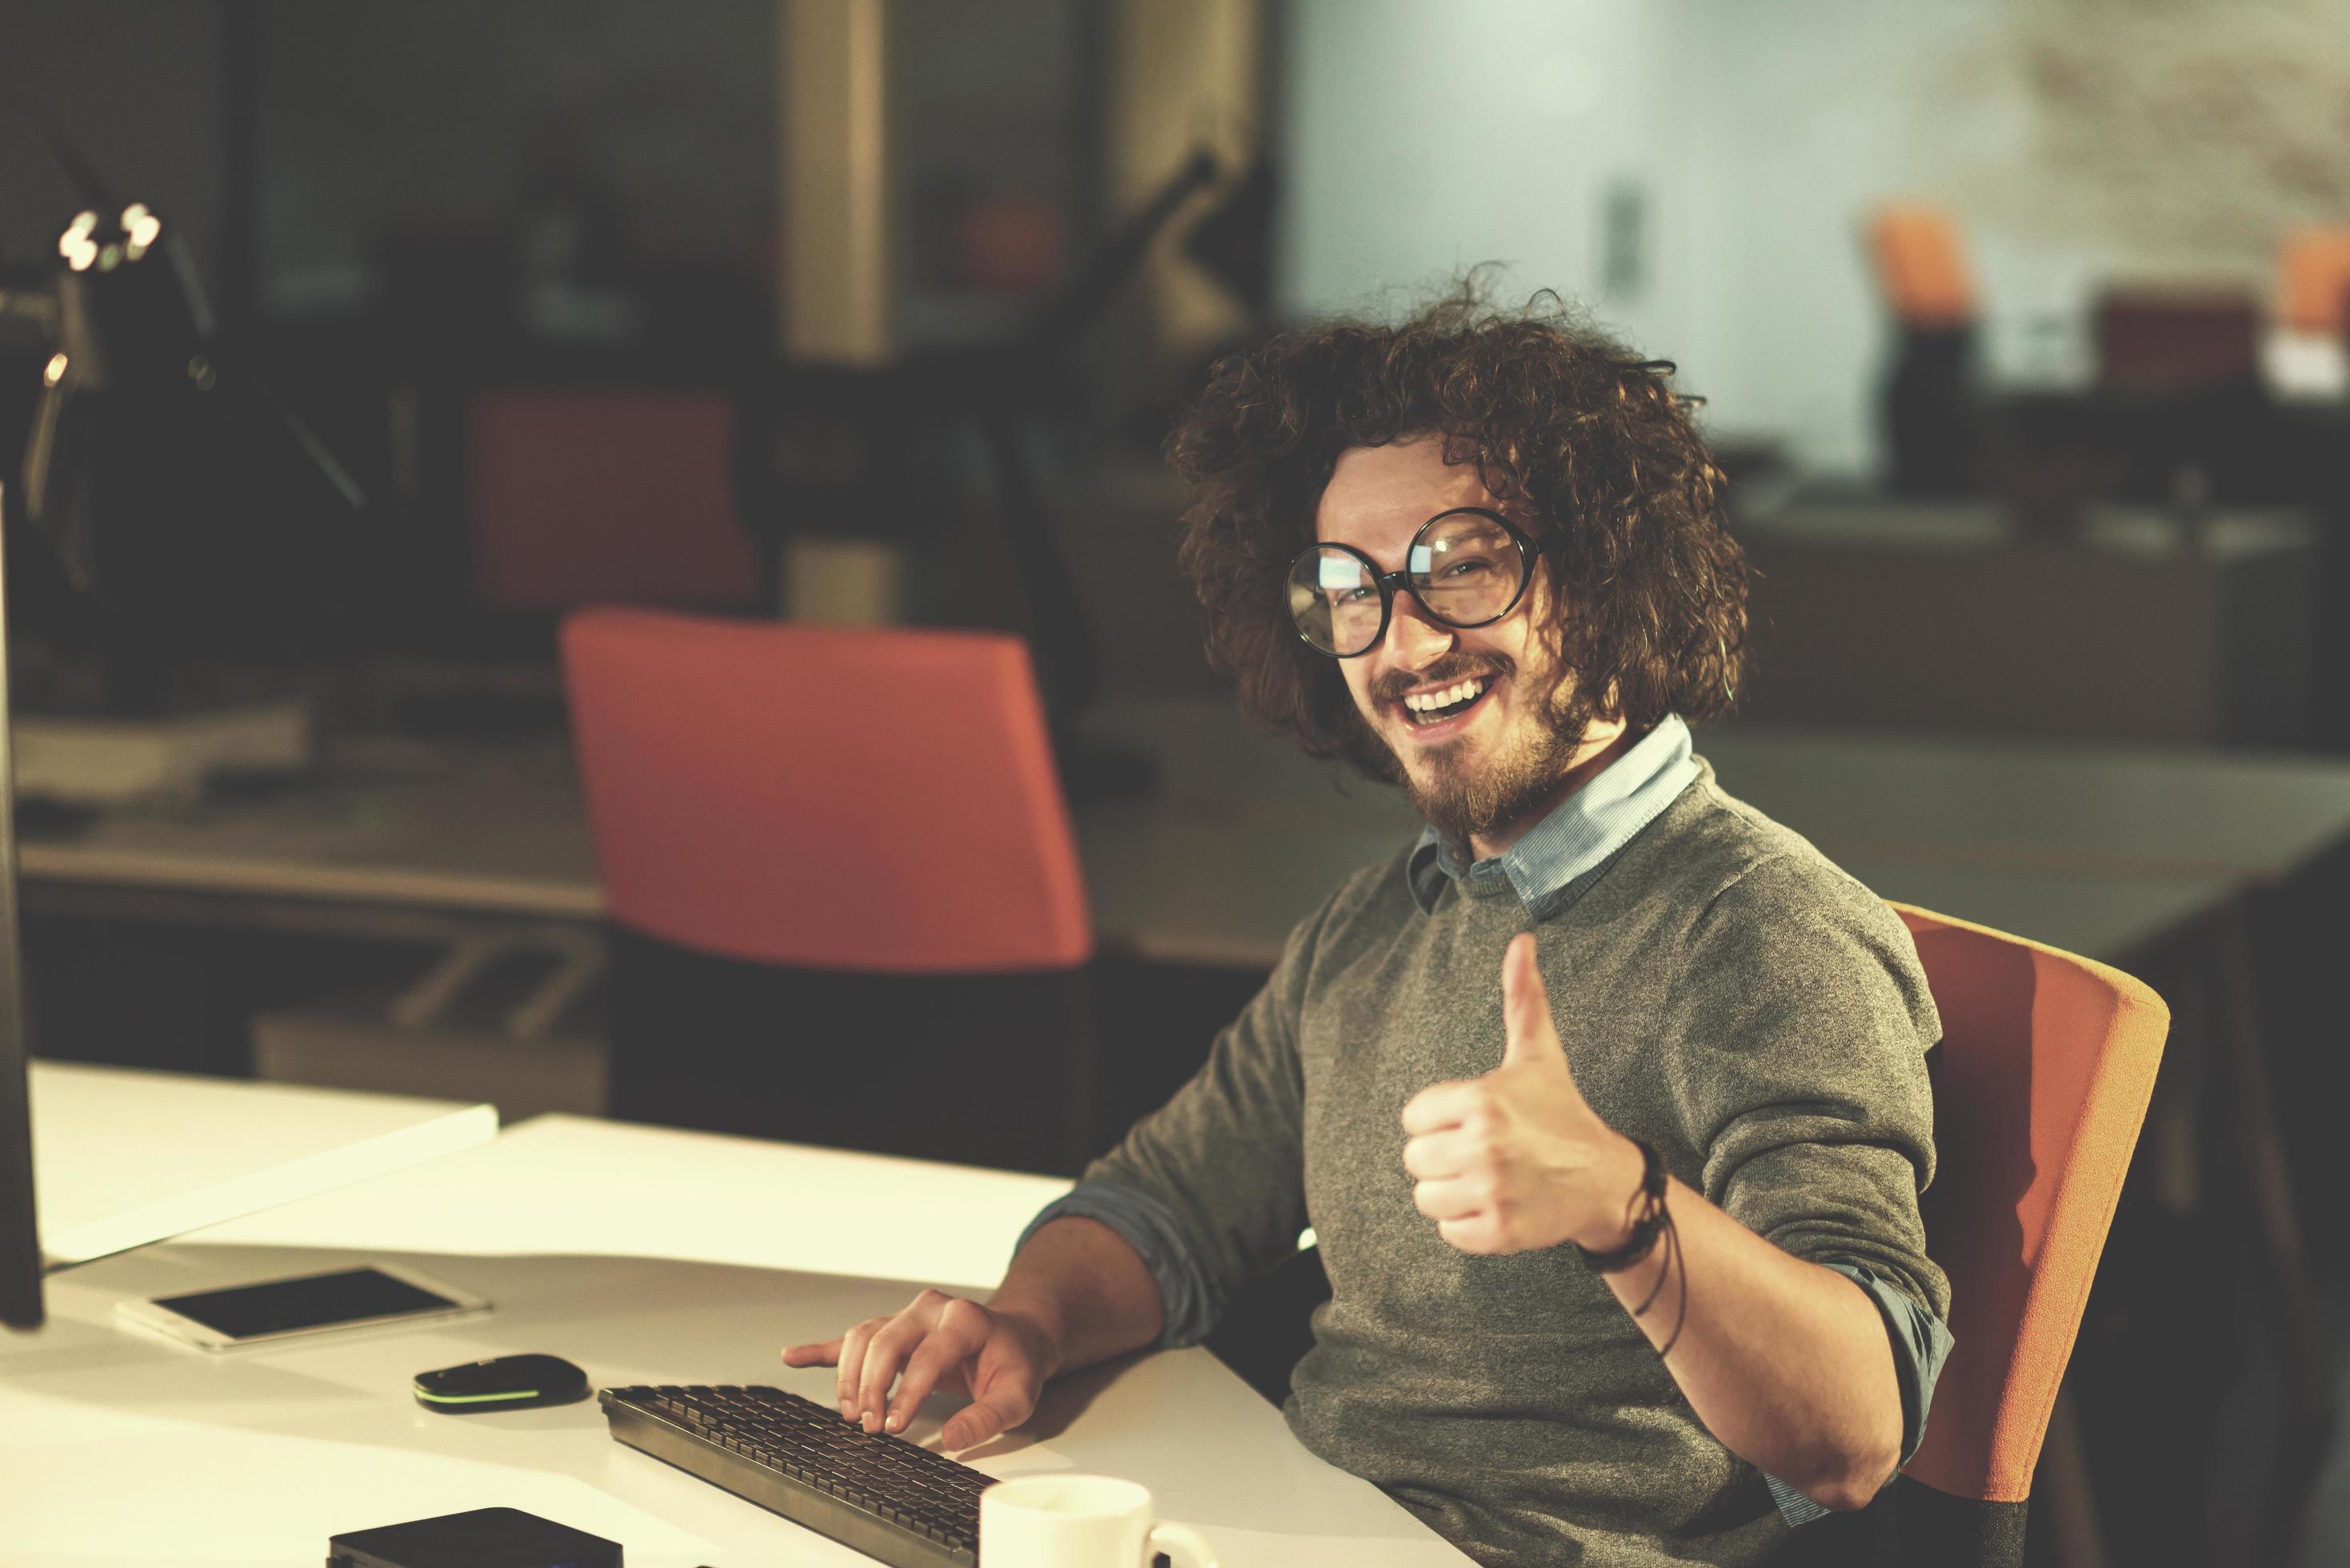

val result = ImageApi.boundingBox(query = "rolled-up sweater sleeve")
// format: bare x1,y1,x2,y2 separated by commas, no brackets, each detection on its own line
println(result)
1018,896,1324,1347
1016,1179,1227,1348
1664,851,1954,1461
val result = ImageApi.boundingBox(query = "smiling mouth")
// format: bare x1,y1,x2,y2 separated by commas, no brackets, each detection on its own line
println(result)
1397,675,1495,726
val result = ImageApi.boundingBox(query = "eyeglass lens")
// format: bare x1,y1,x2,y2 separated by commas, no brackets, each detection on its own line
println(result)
1287,511,1525,656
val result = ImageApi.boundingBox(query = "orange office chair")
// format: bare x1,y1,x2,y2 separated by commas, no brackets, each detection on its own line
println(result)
1867,206,1977,331
1215,902,2169,1568
1864,203,1983,495
561,606,1095,1173
2278,225,2350,340
1808,904,2168,1568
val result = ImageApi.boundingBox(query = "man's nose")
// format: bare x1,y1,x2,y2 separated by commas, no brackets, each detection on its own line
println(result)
1381,587,1457,667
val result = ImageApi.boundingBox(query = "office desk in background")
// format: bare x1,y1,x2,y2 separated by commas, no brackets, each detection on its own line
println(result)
14,735,599,938
1727,499,2321,747
1080,696,2350,959
2,1103,1470,1567
21,695,2350,970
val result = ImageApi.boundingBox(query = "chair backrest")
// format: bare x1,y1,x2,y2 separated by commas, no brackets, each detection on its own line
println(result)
561,606,1091,974
2279,224,2350,338
2094,289,2260,392
1890,902,2168,1506
470,390,760,612
1868,205,1976,330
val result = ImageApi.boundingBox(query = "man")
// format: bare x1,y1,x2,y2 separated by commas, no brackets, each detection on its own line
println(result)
786,294,1951,1566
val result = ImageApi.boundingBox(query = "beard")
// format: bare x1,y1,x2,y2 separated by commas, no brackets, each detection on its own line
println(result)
1385,662,1601,849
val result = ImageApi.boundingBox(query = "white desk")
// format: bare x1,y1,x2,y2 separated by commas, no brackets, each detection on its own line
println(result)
3,1114,1469,1567
29,1062,495,1268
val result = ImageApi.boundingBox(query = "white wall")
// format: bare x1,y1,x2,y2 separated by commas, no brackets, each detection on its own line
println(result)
1278,0,1699,373
1676,0,2017,473
1279,0,2350,476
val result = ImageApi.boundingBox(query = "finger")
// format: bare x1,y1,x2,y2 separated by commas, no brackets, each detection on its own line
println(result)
1499,933,1567,1070
835,1320,880,1415
781,1334,843,1367
1400,1079,1483,1135
1401,1130,1470,1180
1412,1175,1481,1222
884,1300,990,1433
858,1317,935,1431
847,1290,951,1424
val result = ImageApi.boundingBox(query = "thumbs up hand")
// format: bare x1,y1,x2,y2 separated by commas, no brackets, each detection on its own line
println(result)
1400,933,1647,1255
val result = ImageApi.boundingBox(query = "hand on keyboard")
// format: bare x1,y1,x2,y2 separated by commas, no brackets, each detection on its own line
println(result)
783,1288,1058,1449
602,1385,989,1567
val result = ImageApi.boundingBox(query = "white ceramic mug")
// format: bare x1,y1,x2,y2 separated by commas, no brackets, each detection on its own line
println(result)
978,1474,1219,1567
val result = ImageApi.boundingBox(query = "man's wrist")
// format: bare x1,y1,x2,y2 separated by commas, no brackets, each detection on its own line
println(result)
1569,1131,1653,1252
983,1292,1069,1380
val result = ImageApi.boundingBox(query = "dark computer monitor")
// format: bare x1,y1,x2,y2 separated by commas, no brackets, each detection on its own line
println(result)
2,482,44,1330
0,1005,35,1331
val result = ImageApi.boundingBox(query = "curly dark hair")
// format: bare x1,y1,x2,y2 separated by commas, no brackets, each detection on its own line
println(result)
1168,285,1748,783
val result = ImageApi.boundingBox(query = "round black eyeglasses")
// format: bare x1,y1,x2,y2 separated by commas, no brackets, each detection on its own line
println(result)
1286,507,1537,658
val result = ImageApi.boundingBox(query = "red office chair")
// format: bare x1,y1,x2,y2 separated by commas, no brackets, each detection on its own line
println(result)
562,606,1095,1172
470,390,762,613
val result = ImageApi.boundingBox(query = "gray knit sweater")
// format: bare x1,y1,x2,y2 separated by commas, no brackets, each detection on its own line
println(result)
1083,758,1948,1566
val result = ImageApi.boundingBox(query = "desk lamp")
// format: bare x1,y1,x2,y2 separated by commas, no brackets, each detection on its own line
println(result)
2,190,222,1329
1,135,367,1330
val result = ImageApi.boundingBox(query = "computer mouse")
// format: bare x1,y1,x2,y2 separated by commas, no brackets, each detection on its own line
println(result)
414,1352,591,1413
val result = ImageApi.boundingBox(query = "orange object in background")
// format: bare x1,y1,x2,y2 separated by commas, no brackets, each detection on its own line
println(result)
470,390,761,613
2278,226,2350,338
561,606,1091,974
1868,204,1976,329
1892,904,2167,1513
957,196,1069,295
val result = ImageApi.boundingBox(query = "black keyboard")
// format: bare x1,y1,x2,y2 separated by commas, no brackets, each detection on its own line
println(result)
600,1384,987,1566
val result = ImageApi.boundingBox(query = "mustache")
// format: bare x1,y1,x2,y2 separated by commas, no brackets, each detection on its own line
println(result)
1371,657,1511,706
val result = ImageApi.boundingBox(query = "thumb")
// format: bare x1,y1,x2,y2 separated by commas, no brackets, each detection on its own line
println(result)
941,1380,1031,1450
1499,933,1567,1070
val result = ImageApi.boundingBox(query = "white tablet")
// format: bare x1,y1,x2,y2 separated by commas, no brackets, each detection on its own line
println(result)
115,1263,489,1351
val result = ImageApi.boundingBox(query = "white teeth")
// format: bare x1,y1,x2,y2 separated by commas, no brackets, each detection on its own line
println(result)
1403,678,1486,714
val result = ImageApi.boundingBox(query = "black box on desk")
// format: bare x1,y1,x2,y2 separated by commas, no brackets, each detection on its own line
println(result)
328,1506,621,1568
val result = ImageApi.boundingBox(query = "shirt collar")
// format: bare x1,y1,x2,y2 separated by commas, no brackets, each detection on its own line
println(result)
1404,714,1699,918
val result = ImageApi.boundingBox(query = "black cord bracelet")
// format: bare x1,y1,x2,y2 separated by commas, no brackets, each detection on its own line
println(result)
1574,1138,1688,1358
1573,1139,1668,1273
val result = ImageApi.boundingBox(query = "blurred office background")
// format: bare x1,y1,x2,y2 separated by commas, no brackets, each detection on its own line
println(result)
5,2,2350,1564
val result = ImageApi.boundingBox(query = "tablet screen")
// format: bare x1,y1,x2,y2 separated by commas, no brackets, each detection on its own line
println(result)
151,1266,461,1339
